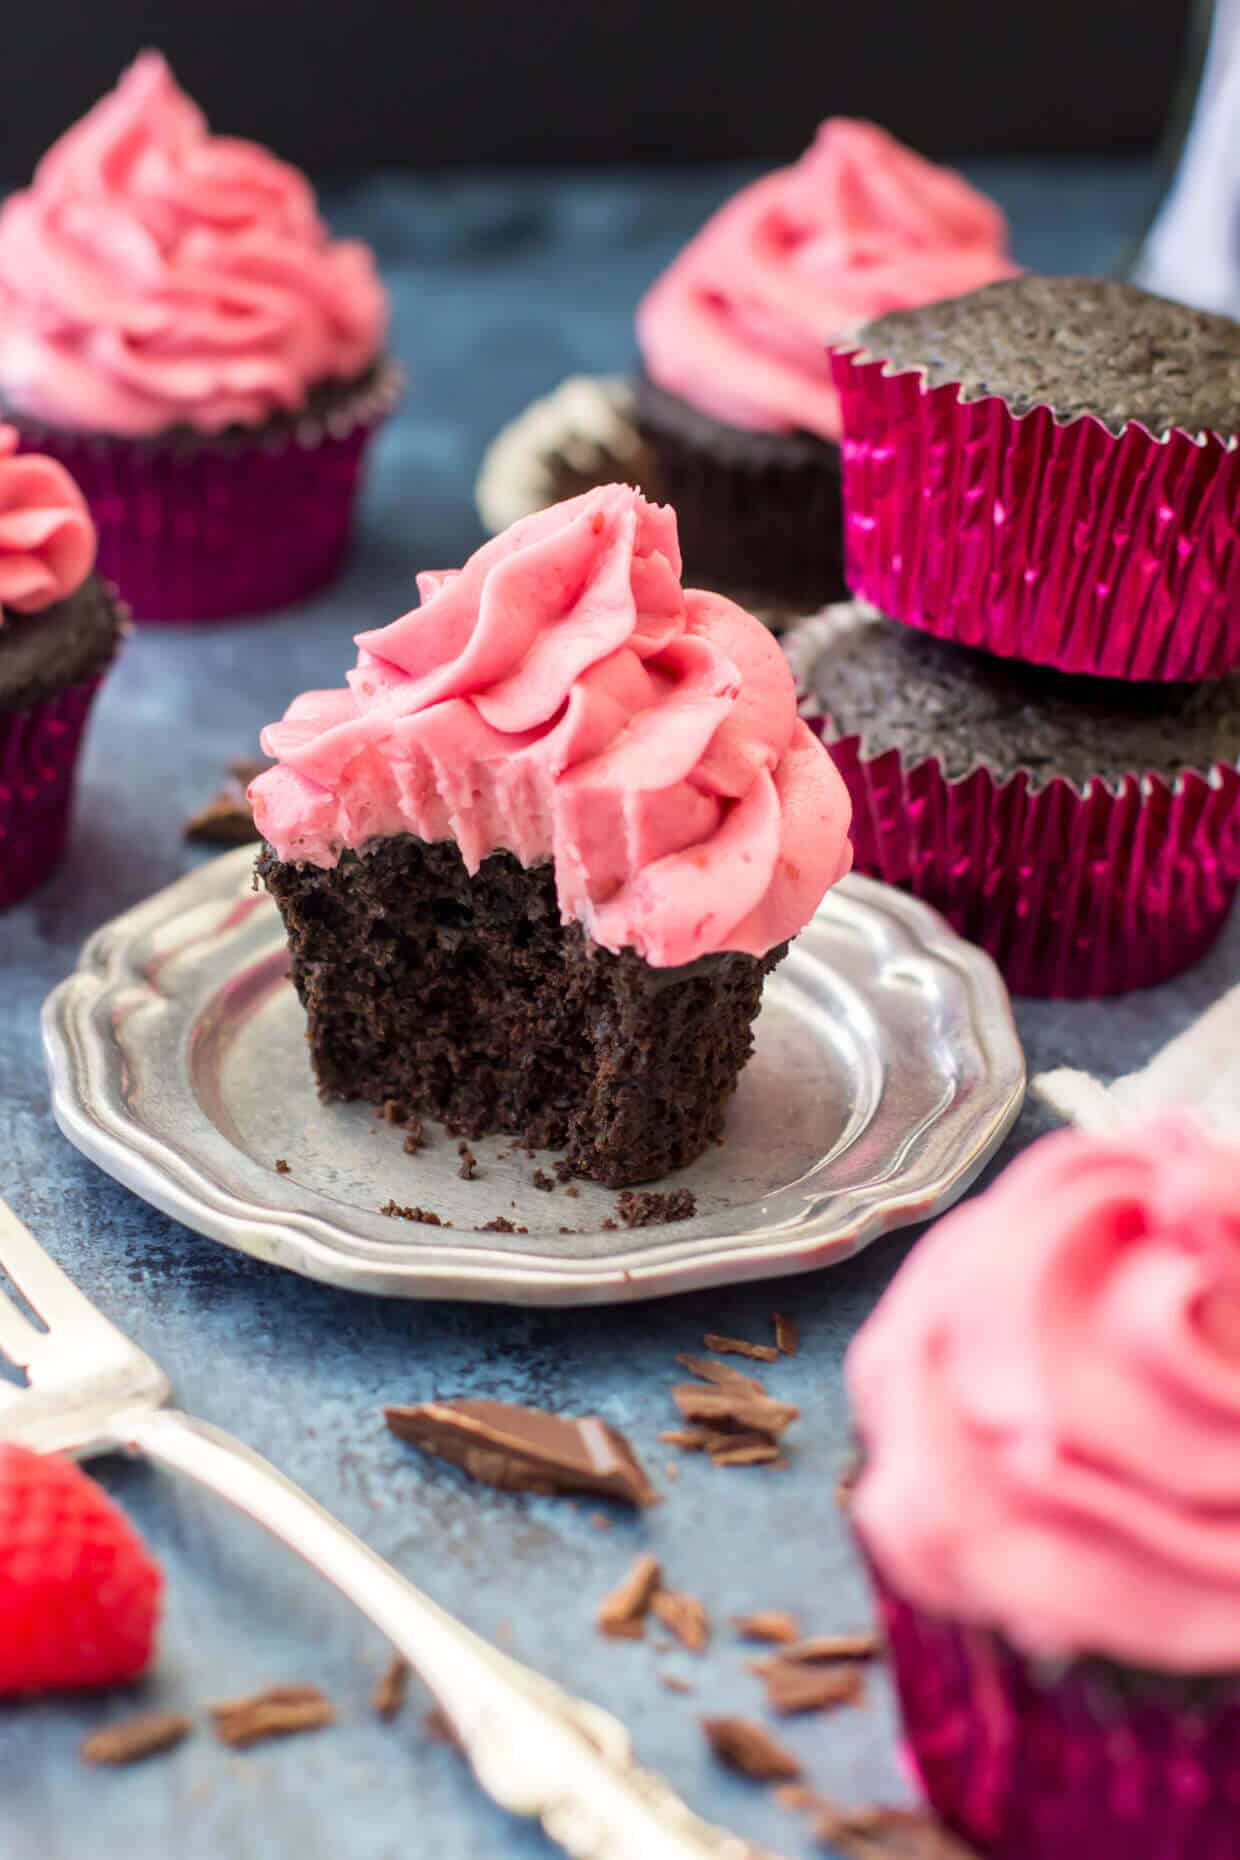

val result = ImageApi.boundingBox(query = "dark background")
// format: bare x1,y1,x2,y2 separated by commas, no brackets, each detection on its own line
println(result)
0,0,1195,178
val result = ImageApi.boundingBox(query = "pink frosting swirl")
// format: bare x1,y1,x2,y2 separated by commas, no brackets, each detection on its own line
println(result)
0,424,95,619
251,485,852,966
848,1116,1240,1672
637,118,1016,443
0,52,387,436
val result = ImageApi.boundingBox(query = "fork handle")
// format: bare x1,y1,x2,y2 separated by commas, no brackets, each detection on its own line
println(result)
113,1407,767,1860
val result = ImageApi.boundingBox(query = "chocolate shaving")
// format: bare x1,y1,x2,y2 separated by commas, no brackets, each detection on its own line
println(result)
372,1653,410,1721
80,1710,193,1766
380,1201,443,1226
675,1354,767,1395
210,1684,334,1748
701,1716,801,1782
760,1661,865,1716
183,758,269,846
702,1332,780,1363
710,1440,785,1467
752,1631,879,1668
774,1312,799,1356
597,1553,662,1638
651,1589,710,1653
615,1189,696,1227
672,1384,798,1437
811,1801,982,1859
733,1610,800,1644
658,1671,695,1694
384,1398,659,1506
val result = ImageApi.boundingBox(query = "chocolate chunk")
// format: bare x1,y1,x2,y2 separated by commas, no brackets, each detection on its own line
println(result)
672,1384,798,1438
752,1631,879,1668
210,1684,334,1748
596,1553,662,1638
384,1398,659,1506
759,1661,865,1716
274,1158,290,1174
675,1353,767,1395
372,1653,410,1721
183,758,269,846
774,1312,798,1356
702,1332,780,1363
701,1716,801,1782
651,1589,710,1653
733,1610,800,1644
80,1710,194,1766
615,1189,697,1227
710,1440,785,1467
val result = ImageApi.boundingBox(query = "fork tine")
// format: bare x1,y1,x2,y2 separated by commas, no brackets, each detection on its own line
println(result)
0,1197,111,1334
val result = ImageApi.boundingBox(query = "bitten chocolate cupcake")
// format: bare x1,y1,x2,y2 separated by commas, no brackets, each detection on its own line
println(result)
251,485,852,1187
834,275,1240,680
787,601,1240,996
0,53,397,623
848,1115,1240,1860
635,119,1015,609
0,428,125,907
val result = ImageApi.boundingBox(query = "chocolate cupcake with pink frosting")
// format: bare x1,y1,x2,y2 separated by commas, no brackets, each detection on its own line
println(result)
251,483,852,1186
848,1114,1240,1860
0,52,396,623
634,119,1016,609
0,427,125,907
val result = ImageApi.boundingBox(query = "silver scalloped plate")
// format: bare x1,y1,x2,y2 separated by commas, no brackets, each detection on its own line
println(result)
42,848,1024,1305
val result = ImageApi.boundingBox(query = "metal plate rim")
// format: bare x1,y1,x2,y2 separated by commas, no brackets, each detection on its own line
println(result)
43,848,1025,1305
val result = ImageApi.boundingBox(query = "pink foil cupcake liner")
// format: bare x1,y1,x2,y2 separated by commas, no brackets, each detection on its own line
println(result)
870,1561,1240,1860
0,674,104,908
832,346,1240,683
12,365,399,626
796,709,1240,999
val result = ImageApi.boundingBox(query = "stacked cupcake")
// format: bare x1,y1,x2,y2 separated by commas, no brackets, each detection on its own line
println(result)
788,275,1240,996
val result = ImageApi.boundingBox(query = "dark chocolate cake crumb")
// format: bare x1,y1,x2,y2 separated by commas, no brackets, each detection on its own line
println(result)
81,1711,194,1766
403,1124,425,1154
274,1158,290,1175
481,1215,517,1233
554,1159,575,1182
602,1218,618,1231
565,1184,579,1198
258,838,783,1189
380,1201,444,1226
856,276,1240,437
457,1146,479,1181
384,1398,659,1506
532,1169,555,1192
183,757,268,847
616,1190,697,1228
210,1685,334,1748
701,1716,801,1782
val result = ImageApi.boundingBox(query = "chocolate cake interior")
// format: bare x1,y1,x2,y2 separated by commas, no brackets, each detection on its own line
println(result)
259,835,784,1189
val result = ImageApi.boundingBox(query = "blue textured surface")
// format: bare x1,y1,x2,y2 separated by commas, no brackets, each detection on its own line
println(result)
4,158,1236,1860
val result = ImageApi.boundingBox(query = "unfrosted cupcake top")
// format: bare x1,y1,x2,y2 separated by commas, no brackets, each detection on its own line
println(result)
251,484,853,968
636,118,1015,444
0,426,95,620
0,52,387,437
848,1115,1240,1671
853,276,1240,437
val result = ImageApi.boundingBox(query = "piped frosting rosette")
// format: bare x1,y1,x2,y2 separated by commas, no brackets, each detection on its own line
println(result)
847,1116,1240,1858
0,53,395,621
637,118,1016,445
0,426,114,907
251,485,852,967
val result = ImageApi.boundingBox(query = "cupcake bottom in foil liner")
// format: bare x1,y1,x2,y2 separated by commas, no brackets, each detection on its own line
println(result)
870,1561,1240,1860
0,674,104,909
10,364,399,624
832,347,1240,683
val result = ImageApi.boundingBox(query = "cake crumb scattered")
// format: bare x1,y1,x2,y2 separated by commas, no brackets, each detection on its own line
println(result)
80,1710,194,1767
210,1684,334,1749
760,1661,865,1716
274,1158,290,1175
554,1159,575,1183
596,1552,662,1639
402,1118,426,1154
457,1145,479,1181
602,1217,618,1231
616,1189,696,1228
651,1589,710,1653
532,1169,555,1192
481,1215,530,1233
701,1715,800,1782
371,1654,409,1721
565,1184,579,1198
380,1201,443,1226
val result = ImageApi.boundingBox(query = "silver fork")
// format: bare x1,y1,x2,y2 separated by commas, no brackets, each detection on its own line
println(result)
0,1196,778,1860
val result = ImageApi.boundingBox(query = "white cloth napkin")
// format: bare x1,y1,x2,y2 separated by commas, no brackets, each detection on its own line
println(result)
1136,0,1240,315
1034,983,1240,1136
